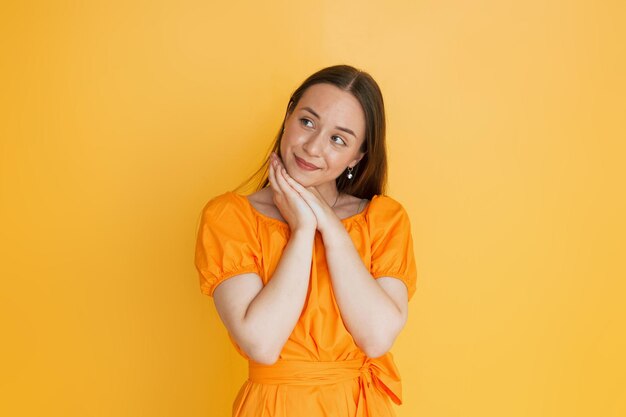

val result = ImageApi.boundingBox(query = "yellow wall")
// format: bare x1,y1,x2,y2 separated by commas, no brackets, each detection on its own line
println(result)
1,1,624,416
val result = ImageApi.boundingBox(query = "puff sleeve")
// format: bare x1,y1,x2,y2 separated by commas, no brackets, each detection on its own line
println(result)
194,192,262,297
367,196,418,300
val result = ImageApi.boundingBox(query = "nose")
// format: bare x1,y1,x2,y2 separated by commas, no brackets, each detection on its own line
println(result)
302,131,325,156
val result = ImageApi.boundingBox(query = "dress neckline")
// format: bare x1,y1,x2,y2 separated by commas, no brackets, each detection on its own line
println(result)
230,191,377,228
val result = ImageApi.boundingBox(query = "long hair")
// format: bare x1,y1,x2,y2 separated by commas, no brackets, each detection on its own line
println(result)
235,65,387,199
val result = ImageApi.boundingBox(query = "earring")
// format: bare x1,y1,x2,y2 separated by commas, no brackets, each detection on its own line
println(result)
347,167,354,179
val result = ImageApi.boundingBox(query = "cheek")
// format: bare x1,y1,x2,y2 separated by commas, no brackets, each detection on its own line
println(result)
280,130,298,154
279,132,291,158
330,155,350,170
279,140,285,159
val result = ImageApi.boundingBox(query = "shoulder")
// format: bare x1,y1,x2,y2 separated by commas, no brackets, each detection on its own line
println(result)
364,195,413,234
200,191,251,222
367,194,410,217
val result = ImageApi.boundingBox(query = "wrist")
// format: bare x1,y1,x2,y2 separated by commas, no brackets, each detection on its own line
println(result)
319,217,346,241
291,226,316,239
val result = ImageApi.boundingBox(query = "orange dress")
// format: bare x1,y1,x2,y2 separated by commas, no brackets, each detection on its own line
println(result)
195,191,417,417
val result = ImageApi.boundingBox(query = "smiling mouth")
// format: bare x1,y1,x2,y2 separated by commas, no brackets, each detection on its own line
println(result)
295,155,320,170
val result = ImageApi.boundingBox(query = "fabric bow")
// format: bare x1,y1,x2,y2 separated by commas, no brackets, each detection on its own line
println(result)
356,353,403,416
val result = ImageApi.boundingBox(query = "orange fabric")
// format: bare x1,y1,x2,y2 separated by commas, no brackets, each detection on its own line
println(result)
195,191,418,416
245,356,402,417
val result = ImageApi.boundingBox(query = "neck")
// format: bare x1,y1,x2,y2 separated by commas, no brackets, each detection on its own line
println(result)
315,183,341,208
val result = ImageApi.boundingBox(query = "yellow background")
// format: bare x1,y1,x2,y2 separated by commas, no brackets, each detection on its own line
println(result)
1,1,624,416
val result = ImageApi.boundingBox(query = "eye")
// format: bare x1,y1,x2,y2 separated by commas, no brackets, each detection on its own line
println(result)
300,118,314,128
331,135,346,146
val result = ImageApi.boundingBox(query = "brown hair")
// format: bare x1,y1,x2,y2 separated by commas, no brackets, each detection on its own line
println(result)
235,64,387,199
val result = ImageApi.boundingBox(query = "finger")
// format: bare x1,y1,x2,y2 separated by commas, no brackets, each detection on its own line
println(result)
298,187,324,209
305,185,337,211
282,176,322,205
281,172,327,209
282,171,308,194
277,164,310,191
275,165,298,196
278,168,315,197
274,152,285,168
279,169,312,209
307,187,327,204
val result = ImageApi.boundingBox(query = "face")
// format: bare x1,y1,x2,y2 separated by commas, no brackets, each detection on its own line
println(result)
279,83,366,191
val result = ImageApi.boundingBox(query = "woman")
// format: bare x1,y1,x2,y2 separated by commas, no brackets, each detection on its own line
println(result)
195,65,417,417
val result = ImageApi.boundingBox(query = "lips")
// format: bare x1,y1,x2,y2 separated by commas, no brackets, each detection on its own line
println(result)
294,155,319,170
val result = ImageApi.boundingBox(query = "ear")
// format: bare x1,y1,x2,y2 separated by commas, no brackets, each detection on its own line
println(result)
349,151,366,168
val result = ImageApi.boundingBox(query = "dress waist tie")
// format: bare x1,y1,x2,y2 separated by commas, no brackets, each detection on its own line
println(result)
248,353,402,416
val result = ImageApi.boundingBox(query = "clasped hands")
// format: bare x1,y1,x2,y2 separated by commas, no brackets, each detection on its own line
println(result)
269,152,343,235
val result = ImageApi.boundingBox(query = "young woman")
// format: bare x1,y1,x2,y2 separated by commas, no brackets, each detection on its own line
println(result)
195,65,417,417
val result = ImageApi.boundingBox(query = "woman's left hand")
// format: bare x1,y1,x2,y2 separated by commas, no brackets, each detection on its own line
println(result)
275,160,343,235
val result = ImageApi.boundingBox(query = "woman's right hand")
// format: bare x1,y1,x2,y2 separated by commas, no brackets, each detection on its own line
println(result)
269,152,317,233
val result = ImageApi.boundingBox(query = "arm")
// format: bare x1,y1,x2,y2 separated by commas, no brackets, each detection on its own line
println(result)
212,154,317,365
265,156,410,357
266,156,408,358
322,224,409,358
213,227,315,365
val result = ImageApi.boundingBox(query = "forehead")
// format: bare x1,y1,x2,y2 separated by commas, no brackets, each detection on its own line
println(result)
296,83,366,138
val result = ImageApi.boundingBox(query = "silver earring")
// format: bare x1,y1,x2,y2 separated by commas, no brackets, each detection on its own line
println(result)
347,167,354,179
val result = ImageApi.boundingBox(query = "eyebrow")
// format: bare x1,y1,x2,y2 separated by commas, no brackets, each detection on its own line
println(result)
301,106,357,139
